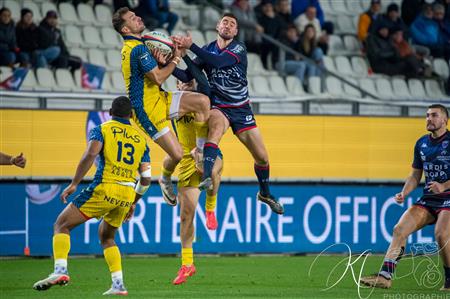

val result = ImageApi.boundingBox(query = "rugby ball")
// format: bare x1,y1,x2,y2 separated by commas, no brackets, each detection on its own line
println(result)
142,31,174,56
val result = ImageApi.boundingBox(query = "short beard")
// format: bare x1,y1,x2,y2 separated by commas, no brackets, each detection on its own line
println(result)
218,32,233,41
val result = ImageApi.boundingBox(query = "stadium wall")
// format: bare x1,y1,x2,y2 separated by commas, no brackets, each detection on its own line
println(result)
1,109,426,180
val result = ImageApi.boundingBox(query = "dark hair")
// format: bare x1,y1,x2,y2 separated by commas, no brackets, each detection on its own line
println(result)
428,104,449,118
221,12,239,28
112,7,129,34
0,7,11,15
111,96,132,117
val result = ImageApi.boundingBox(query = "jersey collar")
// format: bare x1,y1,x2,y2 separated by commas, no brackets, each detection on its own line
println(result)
122,35,142,42
112,117,131,125
429,130,449,143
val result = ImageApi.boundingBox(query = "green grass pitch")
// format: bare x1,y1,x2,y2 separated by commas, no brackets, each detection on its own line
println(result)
1,255,447,298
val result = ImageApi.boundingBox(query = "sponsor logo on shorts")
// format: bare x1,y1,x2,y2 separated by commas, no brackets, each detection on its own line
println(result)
103,195,132,208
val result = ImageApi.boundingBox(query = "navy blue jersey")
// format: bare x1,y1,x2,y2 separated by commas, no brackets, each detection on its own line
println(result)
412,131,450,196
193,40,249,107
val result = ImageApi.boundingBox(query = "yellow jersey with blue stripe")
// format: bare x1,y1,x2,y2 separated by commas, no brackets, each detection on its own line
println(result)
121,35,174,140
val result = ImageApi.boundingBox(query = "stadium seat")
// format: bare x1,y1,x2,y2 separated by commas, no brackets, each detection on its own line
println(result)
74,69,82,90
433,58,450,79
83,26,103,48
59,2,79,24
308,76,322,95
360,0,370,11
248,53,269,76
425,80,446,99
41,2,57,19
330,0,350,15
328,35,345,56
320,0,336,15
95,4,112,26
343,78,362,97
408,79,427,99
3,0,20,21
0,66,12,81
391,78,411,99
285,76,306,96
64,25,84,48
54,68,76,92
77,3,97,26
375,78,394,99
190,30,206,46
251,76,271,97
205,30,217,44
70,48,87,62
36,68,57,91
336,15,354,34
351,56,369,77
203,7,221,30
323,56,336,72
326,76,344,96
334,56,353,76
268,75,288,97
101,72,113,93
111,71,126,93
22,0,43,22
346,0,363,13
20,69,37,91
343,35,361,54
359,78,377,98
101,27,122,49
106,49,121,71
88,49,107,67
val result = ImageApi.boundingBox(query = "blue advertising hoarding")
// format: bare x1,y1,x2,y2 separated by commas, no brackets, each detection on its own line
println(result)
0,182,433,256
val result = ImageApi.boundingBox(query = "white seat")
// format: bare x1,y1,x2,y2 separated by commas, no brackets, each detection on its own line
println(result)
54,68,75,91
360,0,370,11
268,75,288,97
391,78,411,99
64,25,84,48
286,76,305,96
375,78,394,99
101,27,122,49
36,68,56,90
203,7,221,30
88,48,107,67
190,30,206,47
408,79,427,99
19,69,37,91
359,78,377,97
70,48,87,62
106,49,121,71
328,35,345,56
3,0,20,22
0,66,13,81
247,53,268,75
74,69,82,90
343,78,361,97
22,0,43,22
308,76,322,95
59,2,79,24
83,26,103,48
336,15,354,34
111,71,126,93
320,0,336,15
326,76,344,96
95,4,112,26
343,35,361,53
330,0,350,14
334,56,353,76
101,72,113,93
41,2,57,19
346,0,363,13
351,56,368,77
433,58,449,79
323,56,335,72
77,3,97,25
205,30,217,43
425,80,446,99
251,76,271,97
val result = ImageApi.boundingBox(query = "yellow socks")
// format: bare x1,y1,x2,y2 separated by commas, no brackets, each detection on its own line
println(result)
194,121,208,150
53,233,70,273
205,193,217,212
104,246,122,273
181,247,194,266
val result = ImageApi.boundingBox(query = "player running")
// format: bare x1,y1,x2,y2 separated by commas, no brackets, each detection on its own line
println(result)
172,13,284,214
33,97,151,295
113,7,210,206
360,104,450,291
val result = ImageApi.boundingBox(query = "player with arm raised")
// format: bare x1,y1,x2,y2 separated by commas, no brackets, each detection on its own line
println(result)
33,97,151,296
172,13,283,214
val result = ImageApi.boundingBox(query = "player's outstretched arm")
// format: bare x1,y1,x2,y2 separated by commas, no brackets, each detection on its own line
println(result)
60,140,102,203
395,168,423,203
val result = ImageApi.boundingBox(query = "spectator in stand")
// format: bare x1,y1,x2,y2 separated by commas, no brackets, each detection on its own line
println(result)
0,7,26,67
275,0,293,29
291,0,334,34
231,0,263,53
401,0,424,26
257,1,283,69
434,3,450,45
294,6,329,54
379,3,409,37
390,26,426,77
145,0,178,35
357,0,382,42
279,24,323,86
16,8,38,68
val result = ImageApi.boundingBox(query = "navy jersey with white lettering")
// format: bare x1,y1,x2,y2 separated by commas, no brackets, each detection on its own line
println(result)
412,131,450,196
194,40,249,107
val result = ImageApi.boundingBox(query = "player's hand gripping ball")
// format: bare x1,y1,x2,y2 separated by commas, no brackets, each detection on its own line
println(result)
142,31,174,56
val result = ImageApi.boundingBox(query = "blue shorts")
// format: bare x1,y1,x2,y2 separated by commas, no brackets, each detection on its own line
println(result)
213,103,257,134
413,194,450,223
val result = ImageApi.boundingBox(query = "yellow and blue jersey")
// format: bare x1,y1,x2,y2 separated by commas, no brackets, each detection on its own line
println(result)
121,36,173,139
88,117,150,185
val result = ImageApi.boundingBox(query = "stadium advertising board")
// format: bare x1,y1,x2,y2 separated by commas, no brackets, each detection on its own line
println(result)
0,183,432,256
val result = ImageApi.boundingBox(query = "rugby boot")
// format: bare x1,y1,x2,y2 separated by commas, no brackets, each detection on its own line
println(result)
360,273,392,289
173,264,196,285
206,211,218,230
257,192,284,214
33,272,70,291
158,176,177,206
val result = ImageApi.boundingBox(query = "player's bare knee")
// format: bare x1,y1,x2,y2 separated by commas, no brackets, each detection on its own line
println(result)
392,223,407,240
198,94,210,113
435,229,450,246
